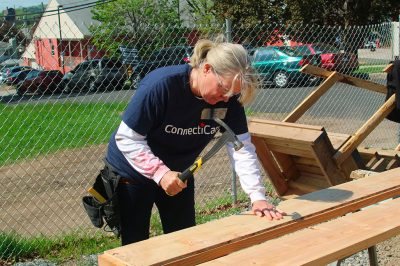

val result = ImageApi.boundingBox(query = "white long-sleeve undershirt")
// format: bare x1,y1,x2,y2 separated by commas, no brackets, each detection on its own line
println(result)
226,132,267,203
115,121,170,184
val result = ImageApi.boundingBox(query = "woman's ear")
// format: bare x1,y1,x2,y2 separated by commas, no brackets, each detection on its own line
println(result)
203,63,212,74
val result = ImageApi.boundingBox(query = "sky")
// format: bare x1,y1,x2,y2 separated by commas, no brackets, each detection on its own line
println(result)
0,0,48,11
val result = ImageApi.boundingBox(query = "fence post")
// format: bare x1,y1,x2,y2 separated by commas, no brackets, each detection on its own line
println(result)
225,18,238,206
225,19,232,42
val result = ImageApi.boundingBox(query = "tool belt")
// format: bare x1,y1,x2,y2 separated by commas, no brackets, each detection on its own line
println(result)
82,159,121,237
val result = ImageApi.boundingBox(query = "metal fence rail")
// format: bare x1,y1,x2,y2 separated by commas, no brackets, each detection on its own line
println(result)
0,20,399,260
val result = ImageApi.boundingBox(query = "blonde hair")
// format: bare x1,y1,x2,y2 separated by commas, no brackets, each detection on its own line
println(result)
189,39,259,105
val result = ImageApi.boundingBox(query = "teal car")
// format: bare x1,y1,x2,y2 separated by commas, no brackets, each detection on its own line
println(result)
251,46,321,88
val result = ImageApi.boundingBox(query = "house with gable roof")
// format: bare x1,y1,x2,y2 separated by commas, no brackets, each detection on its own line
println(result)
30,0,104,73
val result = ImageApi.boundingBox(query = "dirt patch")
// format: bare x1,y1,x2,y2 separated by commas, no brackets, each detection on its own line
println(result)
0,140,238,237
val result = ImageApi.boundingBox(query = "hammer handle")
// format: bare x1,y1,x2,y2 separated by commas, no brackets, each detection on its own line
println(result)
179,158,203,182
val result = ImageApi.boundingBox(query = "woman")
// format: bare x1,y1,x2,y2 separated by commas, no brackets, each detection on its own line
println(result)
106,39,286,245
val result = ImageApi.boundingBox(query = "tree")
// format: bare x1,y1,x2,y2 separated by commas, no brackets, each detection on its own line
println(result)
213,0,288,26
286,0,399,57
186,0,218,26
200,0,399,46
287,0,400,26
90,0,183,58
0,21,27,46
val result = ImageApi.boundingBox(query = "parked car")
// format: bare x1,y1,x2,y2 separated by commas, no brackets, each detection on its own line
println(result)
129,46,193,88
364,40,376,51
1,66,32,84
295,43,359,73
6,69,39,86
61,58,126,93
250,46,321,88
16,70,64,96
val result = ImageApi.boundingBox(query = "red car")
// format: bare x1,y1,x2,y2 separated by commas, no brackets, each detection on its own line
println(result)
295,43,359,73
16,70,64,96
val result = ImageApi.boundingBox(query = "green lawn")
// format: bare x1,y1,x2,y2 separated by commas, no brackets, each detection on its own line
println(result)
0,101,128,166
354,64,386,74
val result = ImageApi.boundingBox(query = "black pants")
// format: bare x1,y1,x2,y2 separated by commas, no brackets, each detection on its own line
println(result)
117,177,195,245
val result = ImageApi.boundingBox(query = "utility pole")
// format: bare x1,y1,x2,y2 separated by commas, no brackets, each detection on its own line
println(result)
57,5,65,73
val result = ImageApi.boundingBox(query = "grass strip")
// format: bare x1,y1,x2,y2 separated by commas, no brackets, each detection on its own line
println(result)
0,192,251,263
0,102,128,166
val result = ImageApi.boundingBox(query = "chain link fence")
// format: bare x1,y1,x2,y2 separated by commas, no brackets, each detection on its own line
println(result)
1,18,399,260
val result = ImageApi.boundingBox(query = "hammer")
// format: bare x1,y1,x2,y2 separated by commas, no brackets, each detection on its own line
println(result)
178,110,244,182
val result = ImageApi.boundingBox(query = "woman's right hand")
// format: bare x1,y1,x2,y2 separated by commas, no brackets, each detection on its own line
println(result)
159,171,187,196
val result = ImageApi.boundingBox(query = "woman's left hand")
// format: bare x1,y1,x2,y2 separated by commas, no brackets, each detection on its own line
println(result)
252,200,286,220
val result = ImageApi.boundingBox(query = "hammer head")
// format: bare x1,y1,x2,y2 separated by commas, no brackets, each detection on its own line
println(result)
228,133,244,151
200,109,244,151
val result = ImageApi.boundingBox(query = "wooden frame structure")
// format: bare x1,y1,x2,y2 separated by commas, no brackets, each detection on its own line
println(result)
98,168,400,265
249,64,398,198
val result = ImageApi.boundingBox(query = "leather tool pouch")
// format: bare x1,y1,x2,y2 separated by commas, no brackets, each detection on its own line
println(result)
82,159,121,237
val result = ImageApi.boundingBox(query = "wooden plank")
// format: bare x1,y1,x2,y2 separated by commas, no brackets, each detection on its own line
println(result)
288,180,321,194
251,136,289,196
293,156,320,167
265,140,313,153
359,147,400,159
248,121,325,145
340,153,364,178
296,163,324,175
334,94,397,165
297,174,330,188
270,151,300,181
266,143,314,158
366,152,381,168
383,63,393,73
327,132,351,151
283,71,341,123
386,155,400,170
204,198,400,266
289,174,330,193
300,64,387,94
311,132,349,186
278,187,305,200
371,157,386,172
249,118,324,131
98,168,400,266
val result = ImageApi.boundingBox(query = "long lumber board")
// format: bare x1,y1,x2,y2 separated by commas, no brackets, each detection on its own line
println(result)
203,197,400,266
98,168,400,266
300,64,387,94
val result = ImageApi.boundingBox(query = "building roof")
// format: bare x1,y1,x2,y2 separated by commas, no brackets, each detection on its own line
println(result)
22,42,35,59
33,0,100,40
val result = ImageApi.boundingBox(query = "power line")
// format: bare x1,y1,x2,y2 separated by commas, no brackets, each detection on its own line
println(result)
41,0,115,18
0,0,115,19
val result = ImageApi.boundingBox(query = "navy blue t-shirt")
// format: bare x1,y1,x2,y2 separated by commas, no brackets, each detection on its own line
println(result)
107,64,248,181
